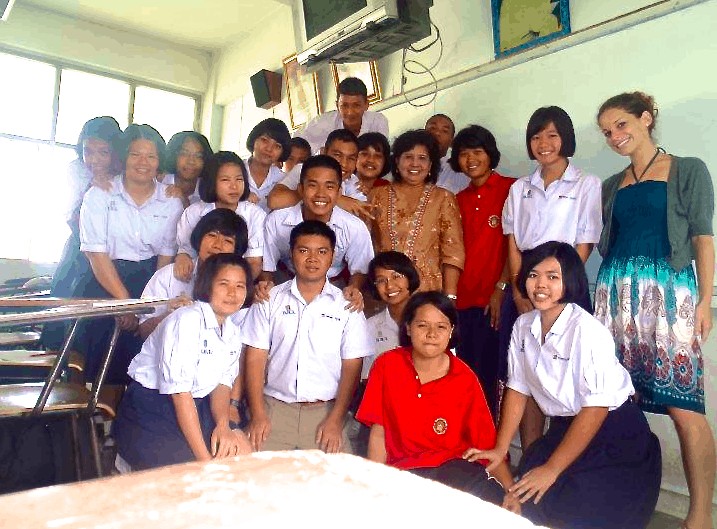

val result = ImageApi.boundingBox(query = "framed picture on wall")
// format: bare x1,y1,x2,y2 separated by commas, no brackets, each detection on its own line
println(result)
330,61,382,105
282,54,322,130
492,0,571,57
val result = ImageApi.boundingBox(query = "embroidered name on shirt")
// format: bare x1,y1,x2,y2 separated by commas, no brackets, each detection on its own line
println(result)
321,313,341,321
558,195,576,200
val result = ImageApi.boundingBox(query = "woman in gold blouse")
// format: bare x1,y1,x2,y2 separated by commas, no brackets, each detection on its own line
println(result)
368,130,465,294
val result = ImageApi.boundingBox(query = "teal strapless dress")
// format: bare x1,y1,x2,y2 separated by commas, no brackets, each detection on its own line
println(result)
594,181,704,415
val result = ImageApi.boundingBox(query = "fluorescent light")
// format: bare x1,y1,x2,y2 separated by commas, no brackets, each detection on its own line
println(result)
1,0,17,22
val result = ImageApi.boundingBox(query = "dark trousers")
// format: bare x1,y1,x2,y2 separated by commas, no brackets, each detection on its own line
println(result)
409,459,504,505
456,307,500,421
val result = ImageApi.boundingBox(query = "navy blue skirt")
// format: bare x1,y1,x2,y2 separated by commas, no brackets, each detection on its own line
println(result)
517,400,661,529
113,381,215,471
72,257,157,384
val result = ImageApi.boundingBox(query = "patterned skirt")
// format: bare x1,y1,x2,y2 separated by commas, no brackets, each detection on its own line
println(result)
594,254,705,414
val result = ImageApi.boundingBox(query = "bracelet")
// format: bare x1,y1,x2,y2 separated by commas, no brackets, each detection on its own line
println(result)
229,398,241,408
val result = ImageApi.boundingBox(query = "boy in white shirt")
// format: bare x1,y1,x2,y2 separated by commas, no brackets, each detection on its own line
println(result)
243,220,372,453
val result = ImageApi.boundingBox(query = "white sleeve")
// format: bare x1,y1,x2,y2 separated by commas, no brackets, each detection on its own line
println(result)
243,204,267,258
576,175,603,245
505,323,531,396
176,203,203,258
138,266,172,323
502,181,518,235
79,188,109,253
341,311,373,360
158,310,203,394
279,165,302,190
241,301,272,350
262,213,280,272
344,220,374,274
375,113,389,139
295,115,328,154
579,323,633,408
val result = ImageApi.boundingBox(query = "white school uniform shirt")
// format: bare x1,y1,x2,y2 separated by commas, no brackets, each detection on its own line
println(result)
436,155,469,195
80,175,184,260
263,203,373,277
176,200,266,259
506,303,634,417
361,308,400,380
278,164,363,200
242,278,372,402
138,258,198,324
296,110,389,154
501,161,602,251
247,163,285,213
129,301,241,398
161,173,201,205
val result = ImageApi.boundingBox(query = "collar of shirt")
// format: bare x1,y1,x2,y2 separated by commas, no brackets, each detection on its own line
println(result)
528,303,575,344
398,346,463,382
528,160,580,189
111,174,170,205
285,202,347,232
288,276,343,305
196,300,239,341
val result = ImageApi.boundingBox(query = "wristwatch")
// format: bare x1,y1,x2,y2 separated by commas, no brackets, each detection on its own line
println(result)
495,281,509,291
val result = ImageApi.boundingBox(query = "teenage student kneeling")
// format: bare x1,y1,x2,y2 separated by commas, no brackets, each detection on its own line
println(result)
113,254,253,471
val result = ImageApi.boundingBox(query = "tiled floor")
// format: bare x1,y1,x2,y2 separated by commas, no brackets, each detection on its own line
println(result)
647,511,682,529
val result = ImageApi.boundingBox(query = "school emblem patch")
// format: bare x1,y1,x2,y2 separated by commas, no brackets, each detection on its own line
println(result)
433,418,447,435
488,215,500,228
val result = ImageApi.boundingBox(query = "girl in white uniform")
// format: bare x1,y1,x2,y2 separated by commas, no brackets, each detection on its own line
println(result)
475,241,661,529
161,131,213,207
113,253,254,470
175,151,266,281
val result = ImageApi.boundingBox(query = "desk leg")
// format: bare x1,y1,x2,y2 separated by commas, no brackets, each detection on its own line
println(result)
33,319,80,415
88,319,120,415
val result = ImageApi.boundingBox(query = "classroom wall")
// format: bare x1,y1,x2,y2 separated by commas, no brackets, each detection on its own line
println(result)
211,0,717,517
0,3,212,93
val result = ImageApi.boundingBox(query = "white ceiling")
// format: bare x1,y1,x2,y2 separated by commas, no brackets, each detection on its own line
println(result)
21,0,294,50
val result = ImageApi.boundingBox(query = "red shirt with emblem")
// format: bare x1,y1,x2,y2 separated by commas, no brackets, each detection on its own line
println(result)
455,171,515,309
356,346,496,470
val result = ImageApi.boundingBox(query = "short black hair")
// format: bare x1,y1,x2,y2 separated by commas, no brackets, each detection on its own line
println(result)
193,253,254,309
526,106,576,159
517,241,588,304
289,220,336,251
324,128,359,152
164,131,213,174
198,151,250,203
367,251,420,301
357,132,391,178
399,291,458,349
190,208,249,257
426,113,456,136
245,118,292,163
299,154,342,186
337,77,368,99
290,136,312,154
117,124,167,169
391,129,441,184
75,116,121,158
449,125,501,172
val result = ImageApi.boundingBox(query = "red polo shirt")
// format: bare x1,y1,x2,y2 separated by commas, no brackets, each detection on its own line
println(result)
455,171,515,309
356,347,496,470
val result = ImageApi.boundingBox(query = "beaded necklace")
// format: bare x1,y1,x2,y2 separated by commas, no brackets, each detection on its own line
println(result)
387,184,434,260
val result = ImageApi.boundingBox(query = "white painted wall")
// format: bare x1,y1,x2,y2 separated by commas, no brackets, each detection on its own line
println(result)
0,3,212,93
211,0,717,518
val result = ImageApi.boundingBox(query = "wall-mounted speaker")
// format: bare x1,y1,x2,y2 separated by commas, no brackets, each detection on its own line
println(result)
250,69,282,110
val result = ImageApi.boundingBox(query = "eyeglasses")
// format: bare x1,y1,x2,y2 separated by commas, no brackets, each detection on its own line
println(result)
179,150,204,160
373,271,405,287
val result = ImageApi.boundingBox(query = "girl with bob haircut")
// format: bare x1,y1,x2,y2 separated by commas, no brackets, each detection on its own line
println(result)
501,106,602,449
475,241,662,529
595,91,715,529
75,123,184,384
357,291,516,510
161,131,213,207
113,253,254,471
353,132,391,194
368,130,465,293
245,117,292,212
450,124,514,420
175,151,266,282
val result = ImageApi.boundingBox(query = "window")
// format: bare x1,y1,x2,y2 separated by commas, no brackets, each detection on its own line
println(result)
0,52,200,264
133,86,197,143
0,53,55,140
55,69,130,145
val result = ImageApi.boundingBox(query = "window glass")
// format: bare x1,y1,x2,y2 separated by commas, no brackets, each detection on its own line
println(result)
132,86,197,143
0,53,56,140
55,69,130,145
